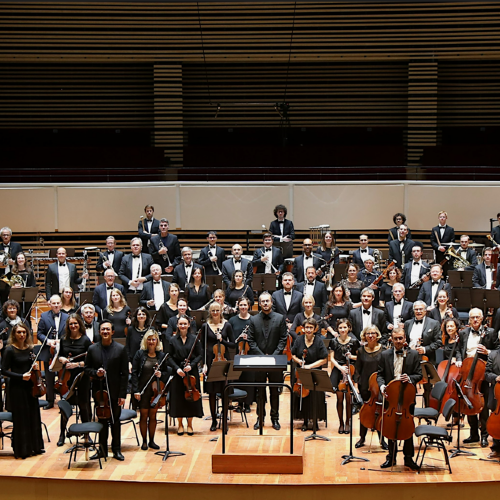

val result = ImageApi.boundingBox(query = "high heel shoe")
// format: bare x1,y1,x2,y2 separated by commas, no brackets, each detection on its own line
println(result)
338,424,345,434
210,421,218,432
187,426,194,436
141,442,148,450
149,442,160,450
177,425,185,436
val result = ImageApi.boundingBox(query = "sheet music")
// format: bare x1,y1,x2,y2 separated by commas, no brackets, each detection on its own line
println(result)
244,356,275,366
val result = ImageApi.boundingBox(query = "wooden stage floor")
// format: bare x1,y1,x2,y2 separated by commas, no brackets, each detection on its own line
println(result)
1,389,499,500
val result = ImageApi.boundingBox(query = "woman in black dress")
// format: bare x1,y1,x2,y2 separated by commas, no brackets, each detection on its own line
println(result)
226,270,254,308
428,289,459,324
321,283,357,338
165,298,197,340
291,318,329,431
132,329,170,449
1,323,44,459
290,294,325,340
102,289,132,339
156,283,180,330
126,307,150,371
60,286,78,315
212,289,237,317
315,231,341,264
344,264,364,304
379,267,403,306
329,318,360,434
168,315,204,435
8,252,36,288
56,313,92,446
202,301,235,431
186,267,210,311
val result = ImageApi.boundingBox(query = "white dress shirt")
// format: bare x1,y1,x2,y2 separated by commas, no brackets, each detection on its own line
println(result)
129,255,143,291
152,279,165,310
58,262,70,292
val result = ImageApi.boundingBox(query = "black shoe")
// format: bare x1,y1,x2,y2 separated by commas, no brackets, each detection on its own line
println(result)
113,451,125,461
90,450,107,460
235,406,242,413
254,419,263,430
404,458,420,471
355,439,365,449
44,402,54,410
463,435,480,444
210,421,218,432
380,459,396,469
481,437,489,448
272,420,281,431
57,435,65,447
149,441,160,450
381,441,389,451
301,421,308,432
244,405,251,414
141,442,148,450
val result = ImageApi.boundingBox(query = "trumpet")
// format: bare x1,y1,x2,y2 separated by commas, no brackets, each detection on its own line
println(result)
445,246,470,269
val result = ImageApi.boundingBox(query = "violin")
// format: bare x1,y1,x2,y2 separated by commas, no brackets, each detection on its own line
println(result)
359,372,382,430
183,329,202,402
95,372,112,420
55,352,87,397
486,382,500,440
293,349,310,399
283,319,293,362
29,351,47,398
237,325,250,355
213,328,226,361
338,342,355,393
150,364,166,409
416,337,430,384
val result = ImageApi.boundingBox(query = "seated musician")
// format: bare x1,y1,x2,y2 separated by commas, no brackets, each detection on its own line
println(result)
472,247,495,288
402,245,430,290
377,327,422,470
92,268,125,315
388,213,412,244
348,288,386,342
452,235,478,271
252,233,284,276
126,306,150,371
60,287,78,315
118,237,154,294
485,343,500,459
388,224,415,269
80,303,101,343
322,282,358,339
164,298,197,342
384,283,414,332
295,266,328,312
156,282,180,330
226,270,254,309
315,231,341,265
96,236,123,275
186,268,210,311
149,218,181,274
379,267,403,307
427,289,459,324
430,210,455,275
197,231,225,277
344,263,364,304
272,272,303,323
45,247,88,299
491,213,500,250
291,239,322,283
417,263,451,307
137,204,160,253
351,235,374,269
140,263,171,312
269,204,295,259
212,289,237,317
357,256,381,307
221,244,253,289
172,247,203,290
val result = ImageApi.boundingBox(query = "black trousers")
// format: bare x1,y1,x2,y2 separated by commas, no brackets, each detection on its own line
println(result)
387,437,414,461
255,370,283,420
45,370,56,403
97,401,122,454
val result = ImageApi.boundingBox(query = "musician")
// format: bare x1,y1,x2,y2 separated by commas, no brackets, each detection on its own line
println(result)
452,235,478,271
131,329,170,450
402,245,430,290
472,247,495,288
272,272,303,322
201,301,235,431
269,204,295,258
45,247,88,299
291,239,322,283
252,233,284,275
197,231,225,276
377,327,422,470
138,204,160,253
348,288,386,342
322,282,356,338
95,236,124,275
357,256,381,306
60,286,78,315
172,247,202,290
149,218,181,274
212,289,237,317
417,263,451,307
221,244,253,289
126,307,151,369
186,268,210,311
227,270,254,308
0,227,23,305
80,303,101,343
289,294,325,341
491,213,500,250
379,267,403,306
37,294,69,409
315,231,341,265
85,320,128,461
388,225,415,269
291,317,328,431
164,298,196,341
140,263,171,312
384,283,414,332
118,237,154,294
430,211,455,274
56,314,92,447
101,289,132,339
296,266,328,312
8,251,36,288
458,308,498,448
427,289,459,324
485,347,500,458
156,282,180,330
1,323,44,459
247,292,288,431
344,263,365,304
351,235,374,269
168,314,204,436
388,213,412,244
92,268,125,315
329,318,360,434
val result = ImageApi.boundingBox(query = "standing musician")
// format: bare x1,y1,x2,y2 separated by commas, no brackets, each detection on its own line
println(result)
272,272,303,322
60,287,78,315
344,263,365,304
96,236,124,275
472,247,495,289
291,239,322,284
379,267,403,307
388,224,415,269
221,244,253,289
452,235,478,271
377,327,422,470
131,329,170,450
458,308,498,448
92,268,125,315
388,213,413,244
491,213,500,251
126,307,151,371
137,204,160,253
0,227,23,306
291,317,328,431
80,304,101,343
37,295,69,410
172,247,203,290
85,320,128,461
357,256,381,307
402,245,430,290
427,289,459,324
417,263,451,307
252,233,284,276
289,295,325,341
56,314,92,447
348,288,386,342
322,282,357,339
149,218,181,274
140,263,171,312
227,270,254,308
351,235,374,269
118,237,154,294
168,314,204,436
485,344,500,459
1,323,44,459
430,210,455,275
201,302,235,431
156,283,180,330
212,289,238,317
8,251,36,288
384,283,414,332
247,292,288,431
45,247,88,299
101,289,131,339
198,231,225,277
164,298,197,341
269,204,295,259
296,266,328,313
186,268,210,311
315,231,341,265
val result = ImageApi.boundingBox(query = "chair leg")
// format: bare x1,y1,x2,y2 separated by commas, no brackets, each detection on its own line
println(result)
441,441,452,474
130,420,140,446
42,421,50,442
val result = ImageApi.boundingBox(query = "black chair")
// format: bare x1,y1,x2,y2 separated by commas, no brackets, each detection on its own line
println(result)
217,389,249,430
414,380,447,424
38,400,51,442
0,411,13,449
120,408,140,446
58,400,104,469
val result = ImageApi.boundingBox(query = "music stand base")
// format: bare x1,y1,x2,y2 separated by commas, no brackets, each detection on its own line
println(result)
155,449,185,462
305,432,330,442
341,454,369,465
449,447,476,458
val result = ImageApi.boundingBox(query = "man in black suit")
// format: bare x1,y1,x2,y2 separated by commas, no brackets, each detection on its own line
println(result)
0,226,23,305
86,320,129,461
269,204,295,259
292,239,322,283
357,256,382,306
296,266,327,312
272,272,303,322
348,287,386,342
430,210,455,274
149,218,181,274
252,233,284,276
490,213,500,249
377,327,422,470
473,247,495,288
459,308,499,447
388,224,415,269
402,245,430,290
351,234,375,269
172,247,203,290
45,247,88,299
452,235,478,271
140,263,171,311
221,244,253,289
138,204,160,253
93,269,125,315
37,294,69,409
417,264,450,307
198,231,225,276
485,347,500,458
385,283,414,331
118,237,154,294
247,292,288,431
96,236,124,275
80,303,101,343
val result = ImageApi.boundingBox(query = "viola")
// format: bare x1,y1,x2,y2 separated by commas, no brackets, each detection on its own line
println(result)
151,369,166,409
213,328,227,361
29,352,47,398
337,341,355,393
293,349,310,399
360,372,382,430
55,351,87,397
183,329,202,402
237,325,250,355
95,375,112,420
486,382,500,440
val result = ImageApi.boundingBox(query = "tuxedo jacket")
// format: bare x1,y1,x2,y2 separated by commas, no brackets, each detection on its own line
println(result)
149,233,182,270
222,258,253,288
352,248,374,268
377,348,423,389
295,281,328,312
95,250,124,275
269,219,295,241
430,225,455,261
458,327,498,364
248,311,288,355
291,254,322,283
402,260,430,289
388,227,413,244
252,246,284,274
198,245,226,276
118,253,154,293
139,279,171,310
45,262,82,298
172,262,203,288
92,282,125,314
37,310,69,362
485,350,500,410
0,241,23,276
417,279,451,306
451,246,478,271
473,262,494,288
384,299,414,329
491,226,500,246
403,316,442,364
388,239,416,269
348,307,386,342
272,289,303,322
82,320,102,344
138,218,160,249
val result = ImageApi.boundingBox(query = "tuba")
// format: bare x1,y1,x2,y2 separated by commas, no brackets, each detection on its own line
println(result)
445,246,470,269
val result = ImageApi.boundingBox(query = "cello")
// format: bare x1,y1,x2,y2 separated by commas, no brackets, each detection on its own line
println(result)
359,372,382,431
486,382,500,440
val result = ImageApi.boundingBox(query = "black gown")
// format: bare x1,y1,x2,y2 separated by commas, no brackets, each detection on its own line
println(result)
1,345,44,459
102,306,131,339
289,312,326,341
329,334,360,390
344,280,364,304
314,246,341,264
125,325,148,363
226,286,254,308
379,283,396,304
156,303,178,330
186,284,211,310
321,301,353,338
354,345,383,401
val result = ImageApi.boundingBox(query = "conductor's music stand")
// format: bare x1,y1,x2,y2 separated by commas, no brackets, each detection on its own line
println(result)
333,264,348,280
8,286,39,317
190,310,208,329
450,288,472,311
448,271,474,289
470,288,500,318
206,275,223,293
253,274,278,294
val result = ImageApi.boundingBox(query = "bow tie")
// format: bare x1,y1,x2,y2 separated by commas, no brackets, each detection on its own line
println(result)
307,281,315,286
210,246,216,250
413,262,420,266
415,319,423,324
185,264,192,268
132,255,140,259
363,309,370,315
471,330,481,335
85,323,93,328
59,262,66,267
108,251,114,255
107,286,114,290
486,266,491,269
396,350,404,355
153,281,161,285
284,291,292,296
432,281,439,286
53,313,60,318
361,249,367,253
234,259,241,263
394,300,402,306
265,248,271,252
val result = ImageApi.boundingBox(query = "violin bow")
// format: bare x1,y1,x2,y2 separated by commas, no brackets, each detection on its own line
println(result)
139,353,170,396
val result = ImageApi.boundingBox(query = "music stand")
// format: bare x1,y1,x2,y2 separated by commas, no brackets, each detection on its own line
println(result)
421,362,440,385
449,380,476,458
126,293,140,310
448,271,474,289
405,289,419,303
295,368,332,442
451,288,472,311
274,241,293,259
8,286,39,316
253,274,278,294
333,264,348,280
205,275,223,293
190,310,208,329
470,288,500,317
161,275,173,283
79,291,93,307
